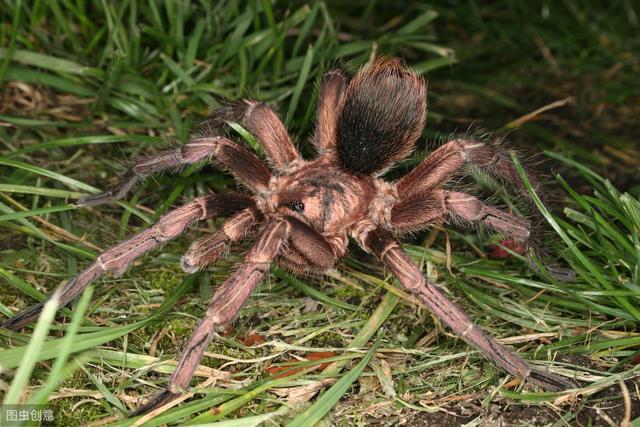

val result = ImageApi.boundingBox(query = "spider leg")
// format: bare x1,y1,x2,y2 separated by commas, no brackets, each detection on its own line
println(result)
313,69,347,155
390,189,574,279
207,100,300,170
357,226,574,391
131,219,290,416
397,138,541,203
391,190,530,240
77,136,270,206
181,212,340,274
181,207,262,273
2,194,253,331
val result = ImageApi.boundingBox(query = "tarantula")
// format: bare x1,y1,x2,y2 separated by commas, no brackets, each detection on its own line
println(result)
3,57,572,415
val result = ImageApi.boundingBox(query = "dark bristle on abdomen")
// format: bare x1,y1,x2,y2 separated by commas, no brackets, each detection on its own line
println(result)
335,58,426,175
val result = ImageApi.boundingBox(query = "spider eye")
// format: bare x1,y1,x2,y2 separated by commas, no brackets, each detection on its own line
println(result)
288,200,305,212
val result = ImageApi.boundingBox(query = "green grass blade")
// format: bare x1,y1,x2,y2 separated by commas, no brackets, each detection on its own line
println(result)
2,288,60,404
274,268,357,311
287,333,383,427
0,158,98,192
285,44,314,127
0,204,77,222
0,0,23,87
511,152,640,321
27,286,94,405
0,275,197,368
0,48,102,77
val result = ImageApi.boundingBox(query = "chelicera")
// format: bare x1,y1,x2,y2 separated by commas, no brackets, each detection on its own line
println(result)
3,57,573,415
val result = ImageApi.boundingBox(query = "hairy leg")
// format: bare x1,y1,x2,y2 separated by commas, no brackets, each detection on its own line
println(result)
396,138,541,202
207,100,300,170
2,194,254,330
131,219,290,416
77,136,271,206
357,226,573,391
313,69,347,154
391,190,530,240
181,207,262,273
182,213,343,274
392,184,574,281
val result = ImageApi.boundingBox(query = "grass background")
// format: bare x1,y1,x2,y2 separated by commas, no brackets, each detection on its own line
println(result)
0,1,639,425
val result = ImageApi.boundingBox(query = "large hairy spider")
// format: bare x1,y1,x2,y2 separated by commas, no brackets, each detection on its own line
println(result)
3,58,572,415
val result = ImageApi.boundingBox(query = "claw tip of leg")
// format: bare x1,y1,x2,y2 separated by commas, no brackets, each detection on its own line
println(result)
180,257,199,274
129,390,179,417
528,370,577,391
76,193,110,207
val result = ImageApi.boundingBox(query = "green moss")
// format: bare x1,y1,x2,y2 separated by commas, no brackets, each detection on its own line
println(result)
49,397,108,426
310,331,347,348
149,268,183,292
0,285,22,308
202,342,250,369
334,283,366,300
46,371,110,426
167,317,198,337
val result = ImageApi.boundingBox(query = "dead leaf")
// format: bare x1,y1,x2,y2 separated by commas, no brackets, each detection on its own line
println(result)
266,351,336,379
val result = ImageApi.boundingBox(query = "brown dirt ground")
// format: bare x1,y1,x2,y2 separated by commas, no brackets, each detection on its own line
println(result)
361,377,639,426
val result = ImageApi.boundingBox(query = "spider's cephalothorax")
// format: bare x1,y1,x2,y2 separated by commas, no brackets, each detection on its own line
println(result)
261,157,376,272
3,58,573,415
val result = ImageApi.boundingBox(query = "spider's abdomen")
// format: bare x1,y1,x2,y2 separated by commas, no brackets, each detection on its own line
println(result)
335,58,426,176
